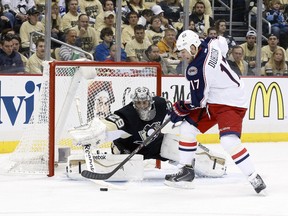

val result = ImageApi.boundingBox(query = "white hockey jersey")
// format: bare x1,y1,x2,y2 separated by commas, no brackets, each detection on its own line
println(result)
185,37,248,109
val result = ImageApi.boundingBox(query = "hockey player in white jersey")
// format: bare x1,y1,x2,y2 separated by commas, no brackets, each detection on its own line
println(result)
165,30,266,194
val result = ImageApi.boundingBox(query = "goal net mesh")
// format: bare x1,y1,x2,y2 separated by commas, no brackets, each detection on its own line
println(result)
5,61,161,176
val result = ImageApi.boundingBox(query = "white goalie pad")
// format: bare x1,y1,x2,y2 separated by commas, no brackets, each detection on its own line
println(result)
69,117,106,146
160,134,227,177
66,154,144,181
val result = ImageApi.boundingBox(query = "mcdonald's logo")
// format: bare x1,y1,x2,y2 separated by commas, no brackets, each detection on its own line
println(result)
249,82,284,120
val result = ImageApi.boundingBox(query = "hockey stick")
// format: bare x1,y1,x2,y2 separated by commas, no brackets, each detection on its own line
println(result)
81,117,171,180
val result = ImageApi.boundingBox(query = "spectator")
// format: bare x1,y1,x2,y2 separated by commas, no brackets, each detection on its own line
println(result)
95,11,116,43
248,0,266,14
35,0,45,13
178,19,198,37
19,6,45,53
145,15,165,45
137,9,153,28
71,14,98,53
157,28,180,66
26,38,48,74
41,2,64,48
79,0,103,25
2,0,35,32
1,28,16,37
125,24,151,61
126,0,147,16
227,45,249,76
158,0,183,23
215,19,236,50
189,1,214,37
262,47,288,76
121,11,139,46
261,33,287,64
188,19,196,31
59,28,87,61
94,27,125,61
58,0,67,17
11,34,28,69
0,2,12,34
94,0,115,30
0,34,25,74
143,0,157,9
141,44,177,75
207,27,217,39
104,43,127,62
179,0,212,17
265,0,288,49
151,4,174,30
62,0,80,31
240,30,257,75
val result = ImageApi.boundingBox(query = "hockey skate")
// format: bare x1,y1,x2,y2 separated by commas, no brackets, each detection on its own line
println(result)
164,165,195,189
248,172,266,194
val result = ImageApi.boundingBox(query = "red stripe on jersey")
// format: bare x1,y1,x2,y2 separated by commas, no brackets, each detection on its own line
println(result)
232,148,247,160
179,141,197,147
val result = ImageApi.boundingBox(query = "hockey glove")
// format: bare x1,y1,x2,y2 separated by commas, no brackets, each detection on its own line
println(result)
69,117,106,146
111,142,131,154
169,101,194,123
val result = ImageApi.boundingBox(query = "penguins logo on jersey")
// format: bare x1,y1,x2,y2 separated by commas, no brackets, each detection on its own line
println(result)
134,122,161,145
187,66,198,76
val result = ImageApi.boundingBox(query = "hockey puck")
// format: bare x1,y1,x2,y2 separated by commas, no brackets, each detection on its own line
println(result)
100,187,108,191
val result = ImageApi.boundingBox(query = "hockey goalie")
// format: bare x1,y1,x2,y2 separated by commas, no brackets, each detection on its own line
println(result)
68,87,227,181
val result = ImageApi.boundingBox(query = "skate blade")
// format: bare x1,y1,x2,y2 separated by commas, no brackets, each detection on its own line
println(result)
164,180,195,189
257,188,268,196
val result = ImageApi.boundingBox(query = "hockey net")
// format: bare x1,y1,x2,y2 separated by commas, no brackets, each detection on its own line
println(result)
5,61,162,176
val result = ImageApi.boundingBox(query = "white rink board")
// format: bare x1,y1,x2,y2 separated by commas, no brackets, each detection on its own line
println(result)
0,75,288,142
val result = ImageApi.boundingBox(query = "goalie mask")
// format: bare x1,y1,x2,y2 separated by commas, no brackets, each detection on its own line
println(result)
131,87,156,121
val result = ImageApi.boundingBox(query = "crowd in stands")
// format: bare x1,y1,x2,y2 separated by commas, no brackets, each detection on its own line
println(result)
0,0,288,76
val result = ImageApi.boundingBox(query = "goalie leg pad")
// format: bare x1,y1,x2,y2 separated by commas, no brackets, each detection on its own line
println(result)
160,134,179,162
160,134,227,178
195,144,227,178
66,154,144,181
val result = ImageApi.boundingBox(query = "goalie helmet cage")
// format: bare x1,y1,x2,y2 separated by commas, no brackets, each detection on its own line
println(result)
6,61,162,177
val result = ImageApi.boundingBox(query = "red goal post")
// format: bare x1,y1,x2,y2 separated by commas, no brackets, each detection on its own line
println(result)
6,61,162,177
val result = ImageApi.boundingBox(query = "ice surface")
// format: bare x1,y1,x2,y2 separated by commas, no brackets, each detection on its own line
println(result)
0,142,287,216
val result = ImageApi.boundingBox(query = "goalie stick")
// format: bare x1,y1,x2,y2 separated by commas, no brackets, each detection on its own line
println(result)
81,117,171,180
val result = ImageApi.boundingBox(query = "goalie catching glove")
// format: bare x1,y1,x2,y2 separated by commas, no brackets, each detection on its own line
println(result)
69,117,106,146
169,101,195,123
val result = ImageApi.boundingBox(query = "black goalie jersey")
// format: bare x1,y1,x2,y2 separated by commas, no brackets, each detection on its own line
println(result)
105,96,168,160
